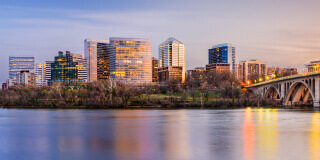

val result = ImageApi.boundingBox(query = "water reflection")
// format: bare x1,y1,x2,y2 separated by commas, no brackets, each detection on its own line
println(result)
243,107,255,160
243,108,279,159
113,110,155,160
1,109,320,160
162,110,191,160
310,112,320,160
256,108,278,159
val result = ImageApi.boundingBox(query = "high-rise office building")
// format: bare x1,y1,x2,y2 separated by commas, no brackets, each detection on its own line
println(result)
239,60,267,85
97,44,111,81
159,37,185,83
71,54,88,82
9,56,35,79
208,43,235,74
152,57,159,82
109,37,152,85
45,61,54,85
84,39,109,82
36,63,47,87
49,51,80,85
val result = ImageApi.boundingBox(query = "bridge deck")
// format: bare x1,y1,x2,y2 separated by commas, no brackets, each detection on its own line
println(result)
247,72,320,87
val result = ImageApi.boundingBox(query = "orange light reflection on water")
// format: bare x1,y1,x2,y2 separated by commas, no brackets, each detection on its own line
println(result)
114,110,152,160
310,112,320,160
243,108,279,160
243,107,255,160
256,108,278,159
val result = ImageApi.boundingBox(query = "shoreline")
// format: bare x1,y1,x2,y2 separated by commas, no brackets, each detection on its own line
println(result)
0,105,313,110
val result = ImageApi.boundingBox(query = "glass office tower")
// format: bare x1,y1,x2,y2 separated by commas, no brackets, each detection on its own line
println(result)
9,56,35,79
109,37,152,85
49,51,79,85
208,43,235,74
158,37,185,83
84,39,109,82
152,57,159,82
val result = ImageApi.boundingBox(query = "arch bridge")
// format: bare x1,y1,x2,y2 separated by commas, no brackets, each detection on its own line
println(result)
246,72,320,108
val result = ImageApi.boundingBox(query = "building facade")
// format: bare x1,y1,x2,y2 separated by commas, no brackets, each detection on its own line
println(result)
71,54,88,82
84,39,110,82
158,66,183,83
36,63,47,87
235,64,242,80
49,51,80,85
6,79,16,88
208,43,235,74
239,60,267,85
9,56,35,79
306,61,320,72
159,37,185,83
206,63,231,73
2,83,7,90
45,61,54,85
152,57,159,83
186,67,205,82
16,70,35,86
97,44,111,81
267,67,298,78
267,67,284,77
109,37,152,85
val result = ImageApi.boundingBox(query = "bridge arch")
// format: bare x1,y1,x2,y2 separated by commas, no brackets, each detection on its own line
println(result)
284,81,314,106
264,86,280,100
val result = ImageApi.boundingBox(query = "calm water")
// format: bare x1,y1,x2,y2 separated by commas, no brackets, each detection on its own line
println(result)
0,108,320,160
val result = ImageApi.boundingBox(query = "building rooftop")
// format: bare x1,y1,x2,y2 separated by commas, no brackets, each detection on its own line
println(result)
160,37,183,46
309,61,320,64
109,37,151,42
84,38,109,43
211,43,233,48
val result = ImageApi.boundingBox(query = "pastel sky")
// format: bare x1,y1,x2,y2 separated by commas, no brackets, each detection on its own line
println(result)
1,0,320,83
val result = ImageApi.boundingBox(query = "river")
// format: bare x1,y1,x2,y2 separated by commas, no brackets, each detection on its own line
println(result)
0,108,319,160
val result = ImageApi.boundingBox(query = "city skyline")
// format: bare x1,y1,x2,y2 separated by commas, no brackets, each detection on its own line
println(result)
2,1,320,159
1,0,320,83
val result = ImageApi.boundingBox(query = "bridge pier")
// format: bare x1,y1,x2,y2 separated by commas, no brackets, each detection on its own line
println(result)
280,82,285,100
314,77,320,108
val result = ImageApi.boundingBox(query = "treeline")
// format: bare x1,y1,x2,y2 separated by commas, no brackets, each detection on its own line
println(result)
0,71,274,108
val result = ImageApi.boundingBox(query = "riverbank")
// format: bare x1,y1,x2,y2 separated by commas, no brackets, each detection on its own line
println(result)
2,104,310,110
0,81,300,109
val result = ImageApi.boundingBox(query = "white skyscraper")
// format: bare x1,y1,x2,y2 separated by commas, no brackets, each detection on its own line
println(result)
45,61,54,85
36,63,47,87
159,37,185,83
